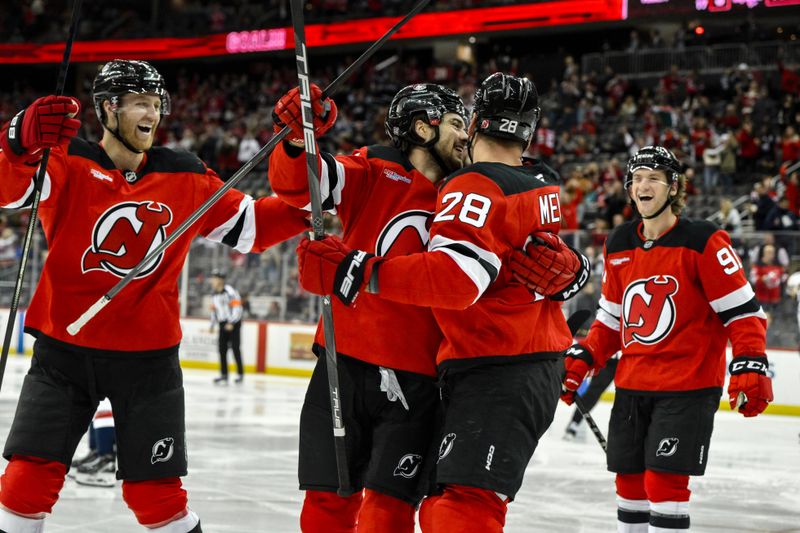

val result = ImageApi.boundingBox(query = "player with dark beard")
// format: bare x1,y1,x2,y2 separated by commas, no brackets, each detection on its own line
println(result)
269,83,469,533
295,73,591,532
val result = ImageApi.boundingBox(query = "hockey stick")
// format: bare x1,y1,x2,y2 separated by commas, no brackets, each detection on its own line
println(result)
0,0,83,392
67,0,432,336
565,309,608,453
289,0,351,495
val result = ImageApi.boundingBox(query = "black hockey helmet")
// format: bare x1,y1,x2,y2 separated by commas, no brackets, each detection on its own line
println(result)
472,72,540,144
210,269,226,279
385,83,467,149
624,145,682,188
92,59,171,125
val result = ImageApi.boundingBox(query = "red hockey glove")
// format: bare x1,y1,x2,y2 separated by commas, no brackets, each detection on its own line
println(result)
297,235,378,305
561,344,594,405
728,356,773,417
510,231,590,300
272,83,338,142
0,96,81,164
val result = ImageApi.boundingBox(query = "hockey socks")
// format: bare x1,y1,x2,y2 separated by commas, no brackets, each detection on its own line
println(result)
646,471,690,532
0,508,45,533
617,472,690,532
93,426,115,455
300,490,362,533
145,509,200,532
357,489,415,533
122,478,189,527
419,485,507,533
0,455,66,516
616,473,649,533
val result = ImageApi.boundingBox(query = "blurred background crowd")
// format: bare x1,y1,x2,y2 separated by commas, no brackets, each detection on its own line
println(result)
2,0,800,346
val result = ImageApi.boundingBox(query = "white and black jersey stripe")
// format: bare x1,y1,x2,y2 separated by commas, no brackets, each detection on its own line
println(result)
300,152,345,214
205,195,257,253
211,284,242,324
429,234,501,304
0,170,50,209
597,295,621,332
709,283,767,326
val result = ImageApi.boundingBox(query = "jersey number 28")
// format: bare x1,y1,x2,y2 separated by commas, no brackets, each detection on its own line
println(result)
433,192,492,228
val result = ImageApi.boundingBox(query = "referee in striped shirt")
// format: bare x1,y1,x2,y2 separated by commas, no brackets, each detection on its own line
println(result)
209,270,244,384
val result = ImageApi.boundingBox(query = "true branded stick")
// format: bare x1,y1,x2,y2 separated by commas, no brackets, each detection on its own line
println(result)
289,0,351,495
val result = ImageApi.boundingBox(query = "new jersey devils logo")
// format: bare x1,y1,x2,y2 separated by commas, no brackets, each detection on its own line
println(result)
656,437,679,457
622,275,679,347
151,437,175,464
82,201,173,278
375,210,432,257
393,453,422,478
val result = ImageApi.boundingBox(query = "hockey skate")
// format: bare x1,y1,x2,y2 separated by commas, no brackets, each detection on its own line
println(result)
213,375,229,385
234,374,244,384
562,421,587,442
68,449,98,478
74,453,117,487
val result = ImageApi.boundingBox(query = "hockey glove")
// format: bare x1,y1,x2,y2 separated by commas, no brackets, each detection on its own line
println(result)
510,231,590,300
272,83,338,142
728,356,773,417
297,235,379,305
561,344,594,405
0,96,81,164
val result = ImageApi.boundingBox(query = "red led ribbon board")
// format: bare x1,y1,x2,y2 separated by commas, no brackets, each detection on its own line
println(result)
0,1,624,64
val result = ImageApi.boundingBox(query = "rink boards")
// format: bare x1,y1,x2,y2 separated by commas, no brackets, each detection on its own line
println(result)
2,310,799,416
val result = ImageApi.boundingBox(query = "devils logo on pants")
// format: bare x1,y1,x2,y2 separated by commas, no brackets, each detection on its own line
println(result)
622,275,679,347
82,201,173,278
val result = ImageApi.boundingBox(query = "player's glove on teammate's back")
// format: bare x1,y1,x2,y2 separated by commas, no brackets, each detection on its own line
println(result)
560,344,594,405
297,235,380,306
510,231,590,300
272,83,338,142
727,355,773,417
0,95,81,164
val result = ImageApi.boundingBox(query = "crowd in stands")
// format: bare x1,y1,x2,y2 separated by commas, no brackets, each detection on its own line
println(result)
2,15,800,341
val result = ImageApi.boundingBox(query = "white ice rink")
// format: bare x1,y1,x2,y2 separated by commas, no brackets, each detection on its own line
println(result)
0,355,798,532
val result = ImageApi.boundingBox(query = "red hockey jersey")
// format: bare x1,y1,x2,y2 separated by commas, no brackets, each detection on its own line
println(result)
749,264,784,305
269,143,442,376
0,138,308,353
584,218,767,393
376,160,574,369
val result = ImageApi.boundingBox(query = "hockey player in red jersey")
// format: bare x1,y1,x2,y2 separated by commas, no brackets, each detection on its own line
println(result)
0,60,308,533
269,83,469,532
296,73,591,532
557,146,772,532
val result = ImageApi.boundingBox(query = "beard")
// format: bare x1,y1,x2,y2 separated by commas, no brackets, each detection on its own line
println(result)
118,120,157,152
433,142,466,174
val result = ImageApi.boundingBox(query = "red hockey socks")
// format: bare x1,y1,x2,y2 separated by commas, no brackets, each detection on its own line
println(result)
356,489,414,533
616,473,648,533
0,455,66,516
121,478,188,526
300,490,363,533
418,485,507,533
645,471,690,532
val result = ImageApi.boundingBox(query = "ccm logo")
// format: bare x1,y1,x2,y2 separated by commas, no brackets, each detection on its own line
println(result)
339,251,368,298
731,360,767,374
